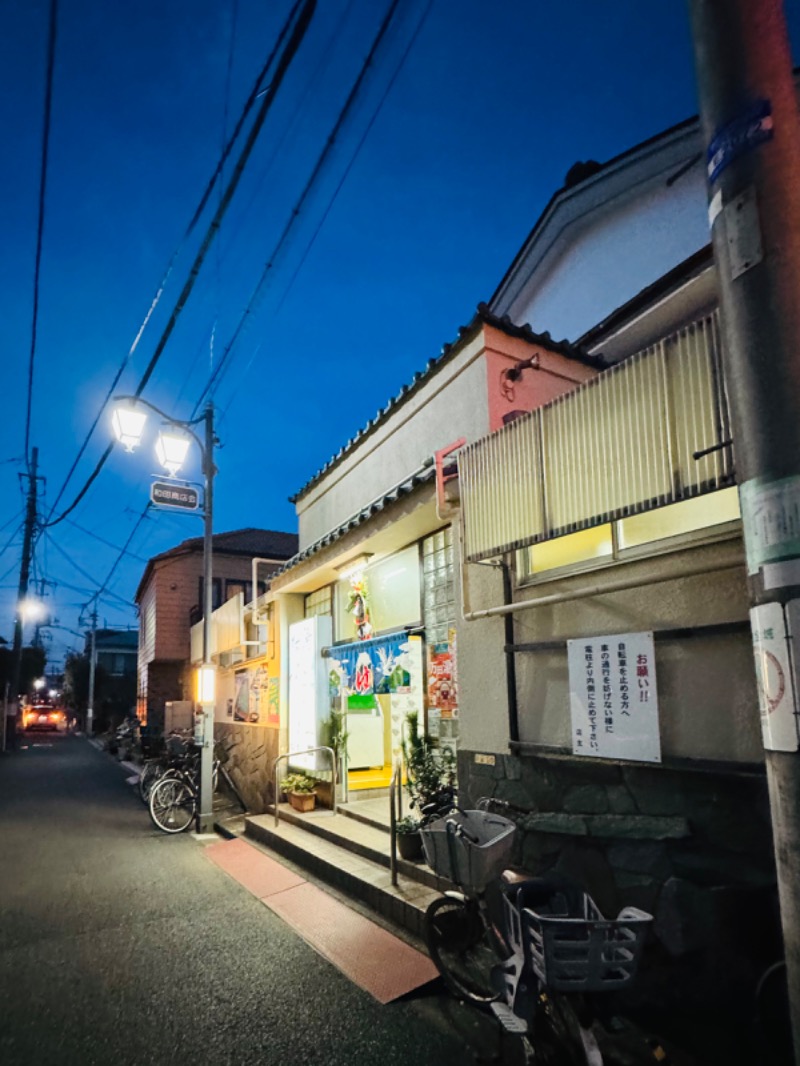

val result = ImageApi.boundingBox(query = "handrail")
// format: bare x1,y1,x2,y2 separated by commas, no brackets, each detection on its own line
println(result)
389,760,402,886
272,746,337,828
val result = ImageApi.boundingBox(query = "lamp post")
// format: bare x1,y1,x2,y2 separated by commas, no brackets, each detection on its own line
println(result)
113,396,216,832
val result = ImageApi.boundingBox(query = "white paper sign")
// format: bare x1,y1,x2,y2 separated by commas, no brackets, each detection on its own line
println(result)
752,602,799,752
567,632,661,763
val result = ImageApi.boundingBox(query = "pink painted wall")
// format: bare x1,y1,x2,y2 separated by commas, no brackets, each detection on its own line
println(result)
482,324,598,432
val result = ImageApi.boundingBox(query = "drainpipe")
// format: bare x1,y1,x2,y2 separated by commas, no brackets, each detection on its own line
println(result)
500,562,520,744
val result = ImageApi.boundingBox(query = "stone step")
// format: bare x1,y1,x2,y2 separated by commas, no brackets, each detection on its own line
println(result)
244,811,444,939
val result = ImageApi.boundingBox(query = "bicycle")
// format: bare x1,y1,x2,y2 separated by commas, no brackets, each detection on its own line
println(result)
147,742,221,834
139,734,220,806
421,799,653,1065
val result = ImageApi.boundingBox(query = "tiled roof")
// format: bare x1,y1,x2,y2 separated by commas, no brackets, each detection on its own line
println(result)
162,527,299,560
289,304,598,505
276,462,437,580
135,527,298,603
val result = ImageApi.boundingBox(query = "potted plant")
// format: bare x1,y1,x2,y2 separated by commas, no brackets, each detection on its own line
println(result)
402,710,456,815
279,772,318,813
395,814,424,862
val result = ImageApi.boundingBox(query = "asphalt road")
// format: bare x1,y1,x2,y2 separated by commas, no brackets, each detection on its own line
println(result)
0,733,504,1066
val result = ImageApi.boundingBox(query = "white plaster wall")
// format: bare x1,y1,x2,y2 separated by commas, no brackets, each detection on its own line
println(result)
297,337,490,549
508,170,709,341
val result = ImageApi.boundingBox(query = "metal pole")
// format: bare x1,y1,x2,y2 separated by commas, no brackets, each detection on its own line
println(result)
687,2,800,1057
86,604,98,735
198,402,215,832
8,447,39,750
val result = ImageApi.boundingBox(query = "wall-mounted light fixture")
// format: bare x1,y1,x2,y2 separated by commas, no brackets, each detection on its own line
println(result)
335,553,374,582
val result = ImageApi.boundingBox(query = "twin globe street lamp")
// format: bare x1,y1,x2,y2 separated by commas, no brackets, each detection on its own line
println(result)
112,396,216,831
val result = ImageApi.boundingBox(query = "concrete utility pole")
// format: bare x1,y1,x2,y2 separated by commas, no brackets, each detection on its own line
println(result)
7,447,39,750
687,1,800,1058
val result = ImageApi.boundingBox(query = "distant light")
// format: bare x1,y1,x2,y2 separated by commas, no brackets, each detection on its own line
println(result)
20,597,45,623
49,689,59,699
33,678,45,691
155,430,191,477
196,665,216,704
112,404,147,451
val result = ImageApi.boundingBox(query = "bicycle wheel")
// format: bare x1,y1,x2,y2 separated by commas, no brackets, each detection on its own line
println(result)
424,895,499,1004
138,760,163,805
149,776,196,834
531,992,602,1066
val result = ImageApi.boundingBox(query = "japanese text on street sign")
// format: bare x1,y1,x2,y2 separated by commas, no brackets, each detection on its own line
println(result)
150,480,200,511
567,631,661,763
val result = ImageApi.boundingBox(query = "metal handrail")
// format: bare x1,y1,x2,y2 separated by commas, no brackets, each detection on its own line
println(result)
273,746,337,828
389,760,402,886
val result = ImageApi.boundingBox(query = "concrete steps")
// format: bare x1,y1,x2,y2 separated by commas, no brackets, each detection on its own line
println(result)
240,799,447,939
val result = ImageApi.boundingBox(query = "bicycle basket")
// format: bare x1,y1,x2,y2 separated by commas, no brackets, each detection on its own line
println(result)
420,809,516,892
522,892,651,992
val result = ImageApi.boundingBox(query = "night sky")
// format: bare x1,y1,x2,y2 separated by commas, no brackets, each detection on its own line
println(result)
2,0,800,668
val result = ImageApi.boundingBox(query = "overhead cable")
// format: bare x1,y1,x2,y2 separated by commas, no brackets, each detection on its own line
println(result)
43,0,315,528
192,0,406,415
24,0,58,468
222,0,435,416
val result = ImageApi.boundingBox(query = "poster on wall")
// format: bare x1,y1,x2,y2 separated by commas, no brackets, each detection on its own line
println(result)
227,665,278,726
427,627,458,718
567,631,661,763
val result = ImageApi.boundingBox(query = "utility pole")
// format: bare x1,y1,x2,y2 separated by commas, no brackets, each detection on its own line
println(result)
687,1,800,1058
7,447,39,750
86,603,98,736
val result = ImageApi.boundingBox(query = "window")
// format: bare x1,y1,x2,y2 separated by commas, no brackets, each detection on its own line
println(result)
334,545,421,641
423,528,456,645
519,487,741,581
305,586,333,619
197,577,222,611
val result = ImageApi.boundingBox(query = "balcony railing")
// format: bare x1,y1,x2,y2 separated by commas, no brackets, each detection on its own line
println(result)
459,313,734,562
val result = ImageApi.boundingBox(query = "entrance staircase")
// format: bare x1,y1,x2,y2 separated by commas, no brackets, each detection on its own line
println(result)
224,792,448,940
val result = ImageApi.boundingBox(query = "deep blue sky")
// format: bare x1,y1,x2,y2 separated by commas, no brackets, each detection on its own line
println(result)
2,0,799,669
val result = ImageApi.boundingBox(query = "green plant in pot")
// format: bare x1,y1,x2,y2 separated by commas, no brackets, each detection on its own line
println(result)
279,772,318,813
395,814,424,862
402,710,456,815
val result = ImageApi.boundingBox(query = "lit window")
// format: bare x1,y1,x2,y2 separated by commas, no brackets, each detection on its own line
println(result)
522,524,613,577
617,487,740,549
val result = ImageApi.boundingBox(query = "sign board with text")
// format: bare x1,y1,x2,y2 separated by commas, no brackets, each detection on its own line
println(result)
567,631,661,763
150,480,200,512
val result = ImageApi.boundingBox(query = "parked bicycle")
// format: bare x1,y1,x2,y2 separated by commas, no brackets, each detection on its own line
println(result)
138,731,196,805
147,738,220,834
421,798,654,1065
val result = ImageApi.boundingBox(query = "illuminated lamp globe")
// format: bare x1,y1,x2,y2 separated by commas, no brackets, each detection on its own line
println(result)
155,431,191,477
112,404,147,451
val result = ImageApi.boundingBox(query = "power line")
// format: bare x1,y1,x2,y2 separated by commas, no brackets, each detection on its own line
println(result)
24,0,58,467
40,530,135,608
220,0,435,418
41,0,315,530
192,0,407,414
63,518,148,563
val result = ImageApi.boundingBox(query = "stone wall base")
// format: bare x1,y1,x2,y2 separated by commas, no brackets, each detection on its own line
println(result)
457,748,780,1026
216,724,279,814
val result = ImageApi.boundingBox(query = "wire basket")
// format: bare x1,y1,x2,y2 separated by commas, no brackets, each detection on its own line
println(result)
522,892,652,992
420,809,516,893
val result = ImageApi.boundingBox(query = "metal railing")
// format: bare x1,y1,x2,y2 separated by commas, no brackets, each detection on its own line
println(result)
459,312,734,561
389,759,403,886
272,746,337,828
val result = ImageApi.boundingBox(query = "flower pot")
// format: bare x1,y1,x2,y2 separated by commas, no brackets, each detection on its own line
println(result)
288,791,316,813
397,830,423,862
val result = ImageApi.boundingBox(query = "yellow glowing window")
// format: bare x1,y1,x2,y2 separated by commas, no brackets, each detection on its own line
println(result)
617,487,740,550
525,523,613,575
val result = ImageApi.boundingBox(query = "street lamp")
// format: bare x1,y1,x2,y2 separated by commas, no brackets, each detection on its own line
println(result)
112,395,217,832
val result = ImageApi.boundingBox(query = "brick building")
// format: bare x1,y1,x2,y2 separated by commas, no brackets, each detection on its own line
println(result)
135,528,297,730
